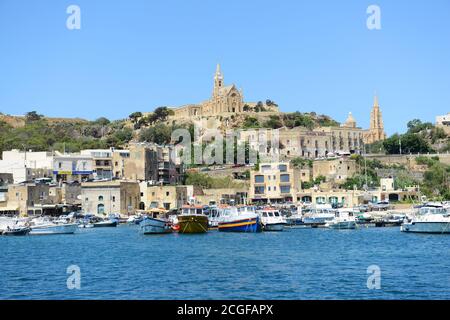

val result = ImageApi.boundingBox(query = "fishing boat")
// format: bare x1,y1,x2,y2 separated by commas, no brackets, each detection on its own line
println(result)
205,206,221,229
29,218,78,235
140,217,172,234
257,208,287,231
218,206,262,233
2,226,31,236
325,209,357,230
139,208,172,234
401,205,450,234
176,205,208,234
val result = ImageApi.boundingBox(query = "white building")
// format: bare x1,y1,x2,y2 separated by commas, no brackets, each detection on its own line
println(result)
53,152,94,182
0,150,54,183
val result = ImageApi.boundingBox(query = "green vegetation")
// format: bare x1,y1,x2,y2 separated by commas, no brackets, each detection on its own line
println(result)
242,116,260,129
283,112,315,130
383,133,433,154
263,115,283,129
291,157,313,168
415,156,450,199
184,172,245,189
0,114,135,154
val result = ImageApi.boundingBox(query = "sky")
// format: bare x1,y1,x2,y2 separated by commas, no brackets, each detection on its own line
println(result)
0,0,449,135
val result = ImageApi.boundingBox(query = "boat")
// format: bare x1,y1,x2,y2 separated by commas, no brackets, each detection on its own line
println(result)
302,204,336,227
176,205,209,234
2,226,31,236
257,208,287,231
29,218,78,235
375,213,407,227
218,206,262,233
401,205,450,234
92,220,118,227
205,206,222,229
140,217,172,234
325,209,357,230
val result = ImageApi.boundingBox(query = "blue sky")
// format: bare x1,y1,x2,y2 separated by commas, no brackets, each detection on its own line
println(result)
0,0,449,135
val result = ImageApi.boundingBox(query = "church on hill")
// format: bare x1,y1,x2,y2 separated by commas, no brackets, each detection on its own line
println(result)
170,64,278,118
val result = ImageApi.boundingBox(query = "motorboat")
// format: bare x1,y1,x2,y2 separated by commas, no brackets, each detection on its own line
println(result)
218,206,262,233
401,205,450,234
29,217,78,235
302,204,336,227
205,206,222,229
325,209,357,230
176,205,208,234
257,208,287,231
2,226,31,236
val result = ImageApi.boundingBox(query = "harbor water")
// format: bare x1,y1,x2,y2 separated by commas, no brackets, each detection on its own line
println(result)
1,226,449,299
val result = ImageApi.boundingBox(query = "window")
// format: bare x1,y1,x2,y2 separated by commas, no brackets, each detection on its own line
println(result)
140,192,144,197
280,185,291,194
97,204,105,214
112,196,116,202
280,174,290,183
255,175,264,183
268,187,271,191
166,192,170,196
254,186,265,194
98,196,103,201
58,162,62,169
278,164,287,172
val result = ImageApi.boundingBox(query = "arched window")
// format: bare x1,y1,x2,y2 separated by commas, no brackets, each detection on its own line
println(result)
98,195,104,201
97,204,105,215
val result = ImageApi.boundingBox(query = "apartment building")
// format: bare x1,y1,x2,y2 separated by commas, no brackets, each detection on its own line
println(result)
248,162,301,203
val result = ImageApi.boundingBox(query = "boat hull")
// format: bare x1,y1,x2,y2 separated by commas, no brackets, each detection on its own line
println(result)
401,222,450,234
218,216,262,233
177,215,208,234
327,221,357,230
29,223,78,235
263,223,286,232
2,227,30,236
140,218,172,234
93,221,118,228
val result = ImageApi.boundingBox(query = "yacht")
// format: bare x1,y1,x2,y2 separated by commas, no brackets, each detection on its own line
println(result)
302,204,336,227
218,206,262,233
325,209,357,230
29,217,78,235
401,205,450,234
257,208,287,231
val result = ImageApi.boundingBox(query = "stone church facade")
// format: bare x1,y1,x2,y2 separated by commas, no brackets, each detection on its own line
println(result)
170,65,247,118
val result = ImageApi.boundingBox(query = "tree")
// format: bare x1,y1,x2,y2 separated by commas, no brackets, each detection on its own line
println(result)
243,116,260,129
129,112,143,123
93,117,110,126
139,123,172,145
264,115,283,129
25,111,43,123
383,133,433,154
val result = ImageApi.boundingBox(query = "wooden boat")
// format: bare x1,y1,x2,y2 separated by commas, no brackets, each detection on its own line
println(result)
177,205,208,234
139,209,172,234
218,206,262,233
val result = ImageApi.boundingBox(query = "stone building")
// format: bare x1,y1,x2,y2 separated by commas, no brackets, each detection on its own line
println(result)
238,122,364,161
248,162,302,203
364,95,387,144
139,183,193,210
312,157,357,183
436,112,450,135
170,65,278,118
81,180,140,216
